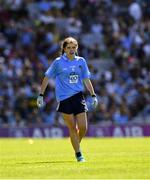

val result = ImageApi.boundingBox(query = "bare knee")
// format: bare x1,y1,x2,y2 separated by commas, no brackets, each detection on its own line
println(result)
79,125,87,134
68,124,77,133
62,113,77,133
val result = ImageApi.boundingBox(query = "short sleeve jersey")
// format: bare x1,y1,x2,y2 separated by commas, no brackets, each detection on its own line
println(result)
45,54,91,101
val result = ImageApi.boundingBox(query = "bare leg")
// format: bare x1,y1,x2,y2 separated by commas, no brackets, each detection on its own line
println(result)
61,113,80,153
75,112,87,143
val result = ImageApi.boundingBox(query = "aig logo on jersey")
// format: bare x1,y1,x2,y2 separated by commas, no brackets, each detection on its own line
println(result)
69,72,78,83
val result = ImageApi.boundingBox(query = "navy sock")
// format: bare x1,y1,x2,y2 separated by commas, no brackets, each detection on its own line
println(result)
76,152,82,157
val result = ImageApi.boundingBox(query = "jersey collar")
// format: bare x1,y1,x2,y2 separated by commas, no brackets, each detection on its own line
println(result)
62,53,77,61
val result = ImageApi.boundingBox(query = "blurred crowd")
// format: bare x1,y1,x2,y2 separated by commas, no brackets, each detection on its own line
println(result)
0,0,150,127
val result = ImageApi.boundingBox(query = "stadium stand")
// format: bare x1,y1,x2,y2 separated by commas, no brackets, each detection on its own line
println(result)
0,0,150,127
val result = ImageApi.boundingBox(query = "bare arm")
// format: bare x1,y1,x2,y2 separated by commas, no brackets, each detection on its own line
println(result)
40,76,49,95
83,78,96,96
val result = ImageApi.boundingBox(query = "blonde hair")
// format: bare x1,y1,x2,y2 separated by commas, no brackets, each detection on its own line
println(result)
61,37,78,55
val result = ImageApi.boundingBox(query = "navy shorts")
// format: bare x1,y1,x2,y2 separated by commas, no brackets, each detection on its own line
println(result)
57,92,88,115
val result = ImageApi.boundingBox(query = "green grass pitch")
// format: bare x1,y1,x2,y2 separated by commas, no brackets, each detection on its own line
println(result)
0,137,150,179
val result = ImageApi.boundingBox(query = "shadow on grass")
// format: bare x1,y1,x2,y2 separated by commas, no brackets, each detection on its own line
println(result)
17,160,74,164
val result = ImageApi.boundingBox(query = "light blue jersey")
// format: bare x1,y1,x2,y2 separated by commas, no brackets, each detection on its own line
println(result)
45,54,91,101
